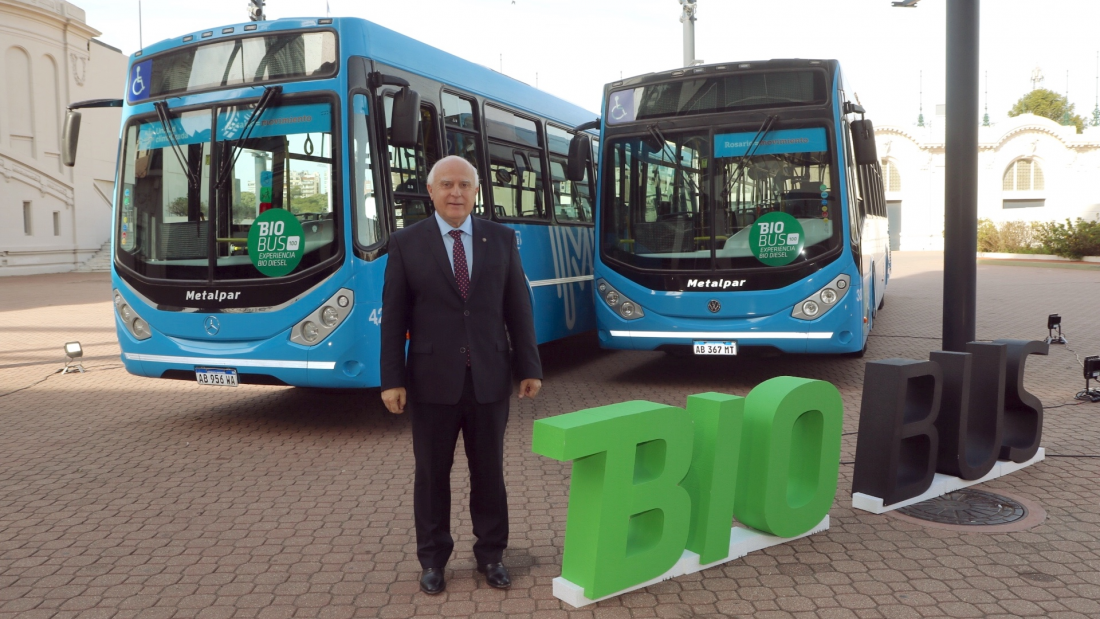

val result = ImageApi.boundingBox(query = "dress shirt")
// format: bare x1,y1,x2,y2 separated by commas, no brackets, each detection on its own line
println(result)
434,211,473,278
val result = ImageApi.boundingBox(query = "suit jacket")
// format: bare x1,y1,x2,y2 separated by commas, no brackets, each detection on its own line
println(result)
380,216,542,405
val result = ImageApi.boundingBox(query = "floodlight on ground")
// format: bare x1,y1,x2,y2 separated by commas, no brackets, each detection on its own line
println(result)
1080,356,1100,402
892,0,921,6
1046,313,1066,344
62,341,85,374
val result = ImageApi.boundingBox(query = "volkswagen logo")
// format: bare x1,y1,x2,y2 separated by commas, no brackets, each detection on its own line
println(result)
707,300,722,313
203,316,220,336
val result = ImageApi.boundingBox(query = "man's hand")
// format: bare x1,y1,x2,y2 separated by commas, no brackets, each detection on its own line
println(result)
381,387,407,414
518,378,542,400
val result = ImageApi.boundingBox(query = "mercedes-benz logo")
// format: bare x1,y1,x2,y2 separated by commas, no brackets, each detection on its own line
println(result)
204,316,220,336
707,300,721,313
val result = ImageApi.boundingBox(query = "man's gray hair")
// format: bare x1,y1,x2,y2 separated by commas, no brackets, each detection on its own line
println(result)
427,155,480,186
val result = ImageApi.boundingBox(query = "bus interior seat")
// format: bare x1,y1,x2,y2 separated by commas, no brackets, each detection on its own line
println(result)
634,219,695,253
159,221,209,260
300,218,335,253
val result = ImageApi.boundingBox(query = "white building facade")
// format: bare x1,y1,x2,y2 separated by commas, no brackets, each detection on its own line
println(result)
876,113,1100,250
0,0,126,275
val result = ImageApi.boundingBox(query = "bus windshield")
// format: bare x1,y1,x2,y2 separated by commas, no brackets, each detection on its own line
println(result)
116,100,338,281
602,125,840,272
130,31,337,102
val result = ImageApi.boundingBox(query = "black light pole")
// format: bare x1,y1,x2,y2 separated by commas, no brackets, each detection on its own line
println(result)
894,0,980,352
942,1,980,352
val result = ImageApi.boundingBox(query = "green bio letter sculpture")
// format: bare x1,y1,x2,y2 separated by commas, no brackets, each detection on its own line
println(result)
532,401,693,600
734,377,843,538
681,393,743,565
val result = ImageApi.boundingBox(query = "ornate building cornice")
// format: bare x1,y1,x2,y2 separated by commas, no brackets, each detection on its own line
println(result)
0,152,75,207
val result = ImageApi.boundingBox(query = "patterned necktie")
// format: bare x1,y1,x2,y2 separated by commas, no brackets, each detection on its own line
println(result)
449,230,471,366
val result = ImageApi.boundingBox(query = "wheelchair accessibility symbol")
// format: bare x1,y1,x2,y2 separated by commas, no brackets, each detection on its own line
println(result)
607,89,635,125
129,60,152,102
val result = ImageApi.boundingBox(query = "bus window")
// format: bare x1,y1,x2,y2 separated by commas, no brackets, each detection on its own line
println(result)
385,96,438,228
547,124,592,224
213,101,338,280
549,157,592,224
442,91,487,217
488,144,546,220
116,111,211,280
352,93,383,249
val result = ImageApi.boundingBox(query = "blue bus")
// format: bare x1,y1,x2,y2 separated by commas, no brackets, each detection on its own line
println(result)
567,59,889,356
63,17,599,388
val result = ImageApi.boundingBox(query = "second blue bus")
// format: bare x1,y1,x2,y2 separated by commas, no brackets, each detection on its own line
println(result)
570,59,889,356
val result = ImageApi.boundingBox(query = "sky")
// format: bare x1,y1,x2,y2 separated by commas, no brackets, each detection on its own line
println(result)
76,0,1100,128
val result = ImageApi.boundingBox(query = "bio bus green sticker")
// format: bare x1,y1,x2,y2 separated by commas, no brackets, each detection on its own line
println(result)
248,208,305,277
750,212,805,267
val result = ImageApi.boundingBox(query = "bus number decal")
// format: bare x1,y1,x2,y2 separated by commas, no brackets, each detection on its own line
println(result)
368,308,383,326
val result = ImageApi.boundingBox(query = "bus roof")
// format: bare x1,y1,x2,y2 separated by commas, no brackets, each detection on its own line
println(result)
609,59,841,94
132,16,598,131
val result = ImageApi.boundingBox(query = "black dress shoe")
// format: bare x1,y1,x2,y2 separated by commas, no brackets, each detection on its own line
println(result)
477,562,511,589
419,568,445,595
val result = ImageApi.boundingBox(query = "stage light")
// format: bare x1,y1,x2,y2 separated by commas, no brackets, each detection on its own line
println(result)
1080,356,1100,402
1046,314,1066,344
62,341,85,374
1085,356,1100,380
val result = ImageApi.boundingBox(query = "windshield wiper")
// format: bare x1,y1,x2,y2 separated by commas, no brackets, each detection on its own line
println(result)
215,85,281,190
721,114,777,201
153,100,200,190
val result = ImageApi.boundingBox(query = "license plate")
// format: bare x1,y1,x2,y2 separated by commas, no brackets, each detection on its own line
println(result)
693,341,737,355
195,367,239,387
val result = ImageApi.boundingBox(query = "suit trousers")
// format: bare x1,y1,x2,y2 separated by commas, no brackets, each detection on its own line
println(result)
411,368,510,568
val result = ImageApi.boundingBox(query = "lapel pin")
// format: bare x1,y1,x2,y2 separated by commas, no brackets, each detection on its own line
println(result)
482,237,487,242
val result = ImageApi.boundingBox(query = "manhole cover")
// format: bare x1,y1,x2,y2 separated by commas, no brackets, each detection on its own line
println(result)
896,489,1027,525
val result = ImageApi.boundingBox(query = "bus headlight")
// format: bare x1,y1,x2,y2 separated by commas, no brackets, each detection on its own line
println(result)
791,274,851,321
596,279,644,321
290,288,354,346
321,306,340,327
113,289,152,340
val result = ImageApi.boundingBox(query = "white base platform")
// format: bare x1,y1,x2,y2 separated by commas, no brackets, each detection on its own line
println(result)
851,448,1045,514
552,516,830,607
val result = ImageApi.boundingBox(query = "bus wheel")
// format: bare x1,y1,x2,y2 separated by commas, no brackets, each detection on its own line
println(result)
878,294,885,311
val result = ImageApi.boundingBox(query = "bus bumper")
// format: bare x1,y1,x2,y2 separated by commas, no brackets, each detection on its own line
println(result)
116,306,382,389
595,295,865,355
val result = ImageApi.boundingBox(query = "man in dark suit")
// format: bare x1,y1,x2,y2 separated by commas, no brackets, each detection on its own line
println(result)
380,155,542,595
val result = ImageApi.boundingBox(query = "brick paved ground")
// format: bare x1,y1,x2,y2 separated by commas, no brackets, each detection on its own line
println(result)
1,253,1098,619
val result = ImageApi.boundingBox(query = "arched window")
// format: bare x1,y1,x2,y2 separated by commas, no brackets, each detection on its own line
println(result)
882,159,902,192
1002,158,1045,209
1003,158,1044,191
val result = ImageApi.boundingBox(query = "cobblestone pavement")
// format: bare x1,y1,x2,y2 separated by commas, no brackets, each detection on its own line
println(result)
1,253,1099,619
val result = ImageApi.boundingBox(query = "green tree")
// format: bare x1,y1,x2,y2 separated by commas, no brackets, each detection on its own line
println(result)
1008,88,1085,133
292,193,330,214
233,191,257,221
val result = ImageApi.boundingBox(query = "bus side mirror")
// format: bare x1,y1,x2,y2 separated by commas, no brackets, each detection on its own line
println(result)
850,119,878,166
567,133,591,182
62,110,82,167
389,88,421,149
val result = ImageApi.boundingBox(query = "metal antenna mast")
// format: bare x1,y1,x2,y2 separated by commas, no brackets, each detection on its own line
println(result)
1093,51,1099,127
982,71,990,127
680,1,700,68
917,70,925,127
